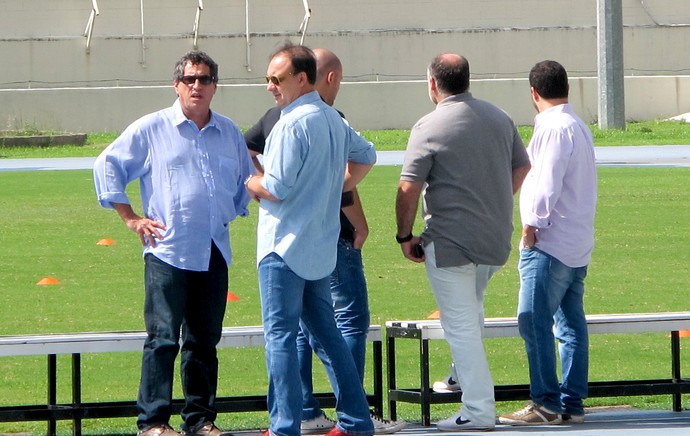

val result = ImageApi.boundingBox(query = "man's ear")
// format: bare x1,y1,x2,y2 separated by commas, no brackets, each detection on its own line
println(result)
429,75,437,93
326,71,335,85
296,70,308,86
530,86,539,102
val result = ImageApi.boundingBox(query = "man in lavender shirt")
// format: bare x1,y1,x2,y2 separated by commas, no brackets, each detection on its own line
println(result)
499,60,597,426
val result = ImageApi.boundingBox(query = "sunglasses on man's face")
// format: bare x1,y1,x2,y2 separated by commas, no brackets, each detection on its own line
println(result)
265,72,294,86
178,75,215,86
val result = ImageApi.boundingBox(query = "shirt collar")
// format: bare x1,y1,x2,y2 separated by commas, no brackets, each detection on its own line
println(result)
534,103,572,123
436,92,474,108
171,98,218,130
281,91,322,116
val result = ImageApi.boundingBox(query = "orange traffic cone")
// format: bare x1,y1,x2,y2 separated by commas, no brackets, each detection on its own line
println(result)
679,330,690,338
428,309,440,319
37,277,61,285
227,291,240,302
97,238,116,246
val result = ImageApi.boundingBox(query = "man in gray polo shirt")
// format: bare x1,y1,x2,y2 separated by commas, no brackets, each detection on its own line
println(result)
395,53,530,432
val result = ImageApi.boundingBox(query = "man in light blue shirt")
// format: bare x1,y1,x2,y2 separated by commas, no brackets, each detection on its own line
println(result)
93,51,254,436
500,60,597,427
245,44,376,436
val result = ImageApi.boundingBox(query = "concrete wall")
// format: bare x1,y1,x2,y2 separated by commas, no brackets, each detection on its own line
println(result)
2,0,690,131
4,76,690,132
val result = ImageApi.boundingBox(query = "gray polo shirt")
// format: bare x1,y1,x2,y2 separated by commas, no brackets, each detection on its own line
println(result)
401,92,529,268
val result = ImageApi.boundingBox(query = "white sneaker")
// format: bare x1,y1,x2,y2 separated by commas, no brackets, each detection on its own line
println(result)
370,410,406,434
432,363,461,393
301,413,336,434
436,410,494,432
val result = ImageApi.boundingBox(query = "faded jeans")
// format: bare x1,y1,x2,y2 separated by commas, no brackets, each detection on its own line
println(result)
517,247,589,415
258,253,373,436
298,238,370,420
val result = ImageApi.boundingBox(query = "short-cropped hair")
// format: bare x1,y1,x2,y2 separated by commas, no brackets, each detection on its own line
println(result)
529,60,569,99
270,42,317,85
173,51,219,83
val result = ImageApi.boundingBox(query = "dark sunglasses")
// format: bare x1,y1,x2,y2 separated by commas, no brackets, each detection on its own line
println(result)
178,75,215,86
265,72,294,86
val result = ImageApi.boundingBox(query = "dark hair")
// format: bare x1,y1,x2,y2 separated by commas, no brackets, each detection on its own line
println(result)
270,42,317,85
529,60,569,99
429,54,470,95
173,51,219,83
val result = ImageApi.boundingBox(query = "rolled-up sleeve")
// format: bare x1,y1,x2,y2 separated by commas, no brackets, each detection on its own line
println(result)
345,120,377,165
93,128,149,209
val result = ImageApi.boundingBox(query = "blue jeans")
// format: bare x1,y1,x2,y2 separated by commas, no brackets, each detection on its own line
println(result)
259,253,373,436
137,244,227,432
297,238,371,420
517,247,589,415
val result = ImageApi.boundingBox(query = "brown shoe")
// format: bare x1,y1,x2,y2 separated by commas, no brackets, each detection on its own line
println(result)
138,424,181,436
184,423,227,436
498,403,562,426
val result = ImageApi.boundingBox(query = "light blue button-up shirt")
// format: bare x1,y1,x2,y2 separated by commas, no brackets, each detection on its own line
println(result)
94,99,254,271
257,91,376,280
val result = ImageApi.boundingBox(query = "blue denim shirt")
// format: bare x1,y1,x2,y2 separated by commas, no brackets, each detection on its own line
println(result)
94,99,254,271
257,91,376,280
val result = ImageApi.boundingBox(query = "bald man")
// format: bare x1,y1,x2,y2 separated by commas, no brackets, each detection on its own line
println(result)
244,46,405,435
396,53,530,432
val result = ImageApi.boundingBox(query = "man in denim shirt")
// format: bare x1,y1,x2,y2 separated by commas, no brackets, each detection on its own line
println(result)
245,44,376,436
244,47,404,435
93,51,254,436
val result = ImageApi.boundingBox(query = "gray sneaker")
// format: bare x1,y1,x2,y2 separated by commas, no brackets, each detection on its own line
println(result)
498,403,562,426
370,411,406,434
301,413,336,435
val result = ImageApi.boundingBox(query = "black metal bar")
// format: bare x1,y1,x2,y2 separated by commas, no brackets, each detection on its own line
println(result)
386,334,397,421
3,379,690,427
372,339,384,417
48,354,57,436
670,330,682,412
72,353,82,436
419,338,431,426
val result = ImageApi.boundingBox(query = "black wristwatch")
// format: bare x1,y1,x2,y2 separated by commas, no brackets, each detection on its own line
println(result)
395,233,413,243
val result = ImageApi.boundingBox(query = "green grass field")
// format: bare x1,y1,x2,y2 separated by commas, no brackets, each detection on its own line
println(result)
1,121,690,434
1,162,689,435
1,119,690,159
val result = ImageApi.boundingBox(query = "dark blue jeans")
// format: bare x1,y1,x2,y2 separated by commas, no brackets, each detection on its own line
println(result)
137,244,228,432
